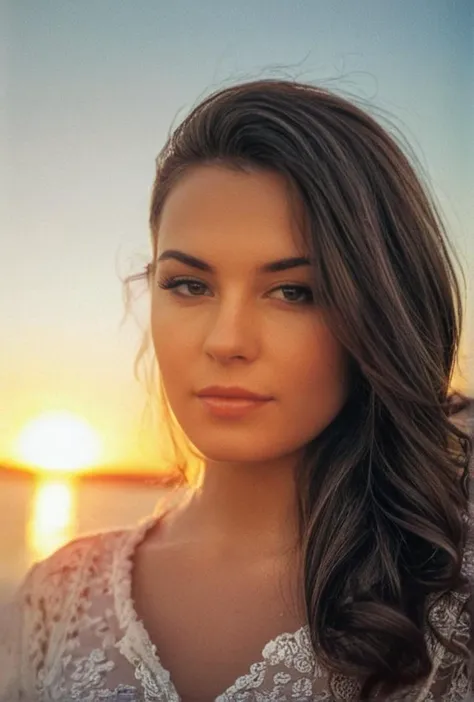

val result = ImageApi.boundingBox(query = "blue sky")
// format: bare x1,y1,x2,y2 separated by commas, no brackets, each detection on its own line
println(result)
2,0,473,469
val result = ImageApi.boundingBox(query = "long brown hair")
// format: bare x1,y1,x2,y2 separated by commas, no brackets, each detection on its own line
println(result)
123,79,472,697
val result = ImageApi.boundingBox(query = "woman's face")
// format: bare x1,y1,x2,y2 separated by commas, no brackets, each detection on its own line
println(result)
151,165,349,465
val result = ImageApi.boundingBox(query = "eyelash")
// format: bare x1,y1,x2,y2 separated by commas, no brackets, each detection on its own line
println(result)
157,276,314,306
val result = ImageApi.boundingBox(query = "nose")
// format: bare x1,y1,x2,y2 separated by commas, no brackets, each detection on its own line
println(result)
202,301,258,362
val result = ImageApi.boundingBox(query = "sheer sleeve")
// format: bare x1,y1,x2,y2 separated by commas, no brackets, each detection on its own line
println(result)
0,529,124,702
0,563,44,702
425,483,474,701
421,594,472,701
404,470,474,702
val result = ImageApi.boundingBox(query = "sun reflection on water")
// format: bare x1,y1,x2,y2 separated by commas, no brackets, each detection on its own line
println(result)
27,477,77,562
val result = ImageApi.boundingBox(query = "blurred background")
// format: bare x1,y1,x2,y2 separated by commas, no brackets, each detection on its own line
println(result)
1,0,473,598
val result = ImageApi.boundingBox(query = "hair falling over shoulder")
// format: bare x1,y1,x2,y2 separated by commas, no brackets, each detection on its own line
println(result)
124,78,473,698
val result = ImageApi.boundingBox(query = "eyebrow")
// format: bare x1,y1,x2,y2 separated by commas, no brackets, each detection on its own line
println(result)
156,249,311,274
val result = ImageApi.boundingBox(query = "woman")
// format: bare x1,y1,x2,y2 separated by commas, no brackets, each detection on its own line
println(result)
0,79,472,701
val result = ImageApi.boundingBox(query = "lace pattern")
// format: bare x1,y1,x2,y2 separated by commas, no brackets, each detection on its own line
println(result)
0,505,471,701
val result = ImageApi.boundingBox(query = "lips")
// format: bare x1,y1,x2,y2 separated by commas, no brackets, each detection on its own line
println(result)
197,395,271,419
196,386,273,401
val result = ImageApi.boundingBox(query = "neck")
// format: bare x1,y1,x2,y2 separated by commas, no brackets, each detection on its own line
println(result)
164,452,303,560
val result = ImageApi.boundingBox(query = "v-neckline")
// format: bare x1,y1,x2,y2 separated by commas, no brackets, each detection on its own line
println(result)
112,511,313,701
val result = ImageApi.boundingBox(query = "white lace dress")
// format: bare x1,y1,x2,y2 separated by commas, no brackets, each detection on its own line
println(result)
0,508,472,702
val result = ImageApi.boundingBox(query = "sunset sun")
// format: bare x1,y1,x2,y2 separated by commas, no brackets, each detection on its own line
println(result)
15,410,103,473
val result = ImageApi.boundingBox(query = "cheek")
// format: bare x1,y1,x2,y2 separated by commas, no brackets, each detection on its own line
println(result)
286,331,349,428
151,305,181,379
151,310,191,377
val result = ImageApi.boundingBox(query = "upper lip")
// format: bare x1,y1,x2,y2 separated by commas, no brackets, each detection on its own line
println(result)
196,386,273,401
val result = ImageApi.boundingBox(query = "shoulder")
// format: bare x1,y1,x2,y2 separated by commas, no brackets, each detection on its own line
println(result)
0,523,140,700
24,524,129,603
0,517,157,682
9,525,130,661
20,516,160,622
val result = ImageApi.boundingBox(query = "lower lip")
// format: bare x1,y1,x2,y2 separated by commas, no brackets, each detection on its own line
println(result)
198,396,271,418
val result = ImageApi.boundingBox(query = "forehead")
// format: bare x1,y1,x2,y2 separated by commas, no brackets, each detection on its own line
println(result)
157,165,307,260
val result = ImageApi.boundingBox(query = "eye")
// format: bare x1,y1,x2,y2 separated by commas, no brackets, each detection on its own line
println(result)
157,276,209,296
271,285,314,305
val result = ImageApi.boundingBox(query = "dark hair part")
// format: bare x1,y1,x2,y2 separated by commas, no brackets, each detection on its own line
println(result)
142,79,472,697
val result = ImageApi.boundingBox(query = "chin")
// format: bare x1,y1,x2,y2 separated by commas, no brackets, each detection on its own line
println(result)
184,431,295,465
194,445,275,464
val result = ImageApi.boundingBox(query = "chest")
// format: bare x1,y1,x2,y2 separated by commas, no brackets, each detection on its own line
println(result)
132,544,306,701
